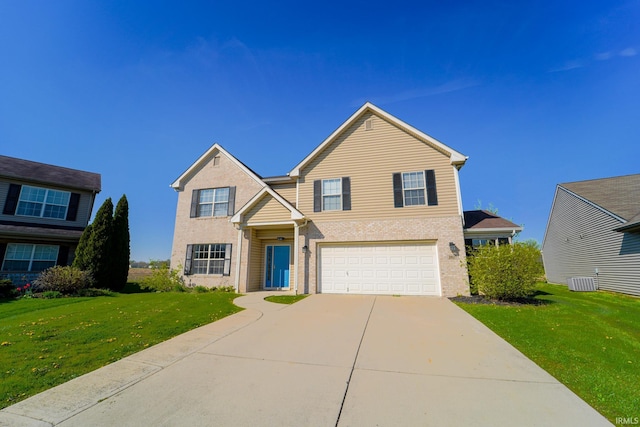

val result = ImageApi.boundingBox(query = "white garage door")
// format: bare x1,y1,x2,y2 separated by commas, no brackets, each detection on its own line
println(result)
319,243,440,296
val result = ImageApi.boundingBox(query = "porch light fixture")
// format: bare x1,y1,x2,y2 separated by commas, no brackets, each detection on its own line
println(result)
449,242,459,256
302,245,308,253
277,237,285,241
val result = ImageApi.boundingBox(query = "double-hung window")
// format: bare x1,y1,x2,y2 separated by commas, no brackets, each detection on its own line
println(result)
184,243,232,276
16,186,71,220
191,187,236,218
313,177,351,212
393,170,438,207
1,243,59,272
322,178,342,211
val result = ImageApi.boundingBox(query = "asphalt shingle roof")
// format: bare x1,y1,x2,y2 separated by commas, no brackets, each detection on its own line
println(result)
463,210,522,230
0,155,101,192
561,174,640,222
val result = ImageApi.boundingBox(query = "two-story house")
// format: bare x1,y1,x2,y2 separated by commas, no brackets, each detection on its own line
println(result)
0,155,101,285
170,103,471,296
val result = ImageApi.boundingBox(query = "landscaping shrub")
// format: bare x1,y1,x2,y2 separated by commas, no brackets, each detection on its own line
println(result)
40,290,63,299
140,265,186,292
0,279,16,298
467,242,544,300
34,266,94,295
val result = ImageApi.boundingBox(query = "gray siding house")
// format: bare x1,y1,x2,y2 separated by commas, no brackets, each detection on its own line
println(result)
0,155,101,285
542,174,640,296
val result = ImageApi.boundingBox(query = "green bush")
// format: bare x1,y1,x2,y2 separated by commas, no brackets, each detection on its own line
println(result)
0,279,16,298
34,266,94,295
192,285,210,293
75,288,115,297
40,290,63,299
467,242,544,300
140,266,186,292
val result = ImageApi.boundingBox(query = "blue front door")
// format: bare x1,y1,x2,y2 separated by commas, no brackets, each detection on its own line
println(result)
265,245,290,288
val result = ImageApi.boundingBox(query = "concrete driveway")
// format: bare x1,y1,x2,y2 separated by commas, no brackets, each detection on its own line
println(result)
1,293,611,426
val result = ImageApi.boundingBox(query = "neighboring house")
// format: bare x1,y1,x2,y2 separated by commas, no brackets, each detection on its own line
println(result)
0,156,101,285
463,210,523,249
542,174,640,297
170,102,473,296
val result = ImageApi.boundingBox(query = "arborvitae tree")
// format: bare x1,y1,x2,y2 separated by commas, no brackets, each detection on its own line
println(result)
86,197,114,289
72,223,93,271
111,195,130,291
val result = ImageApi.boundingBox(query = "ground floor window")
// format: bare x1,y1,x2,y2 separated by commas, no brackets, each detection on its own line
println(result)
185,243,232,275
1,243,59,272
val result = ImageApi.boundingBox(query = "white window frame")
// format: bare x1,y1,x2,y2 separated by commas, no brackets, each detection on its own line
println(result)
322,178,342,211
16,185,71,220
1,243,59,272
191,243,231,275
402,171,426,206
197,187,229,217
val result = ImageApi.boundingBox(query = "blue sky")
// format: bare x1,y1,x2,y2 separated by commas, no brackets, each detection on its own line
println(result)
1,1,639,261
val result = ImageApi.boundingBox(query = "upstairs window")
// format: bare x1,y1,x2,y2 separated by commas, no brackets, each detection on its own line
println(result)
402,172,426,206
322,178,342,211
313,177,351,212
16,186,71,219
393,170,438,208
190,187,236,218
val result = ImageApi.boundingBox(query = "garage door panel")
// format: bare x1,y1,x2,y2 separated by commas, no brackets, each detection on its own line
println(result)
319,243,440,296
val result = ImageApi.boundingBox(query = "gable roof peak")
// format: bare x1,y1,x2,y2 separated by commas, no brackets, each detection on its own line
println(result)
170,143,266,191
289,102,468,177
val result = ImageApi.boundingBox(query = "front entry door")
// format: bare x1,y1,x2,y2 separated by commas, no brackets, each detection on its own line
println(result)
265,245,290,289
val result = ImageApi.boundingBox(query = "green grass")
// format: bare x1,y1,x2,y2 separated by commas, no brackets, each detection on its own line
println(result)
0,292,242,409
453,283,640,423
264,294,309,304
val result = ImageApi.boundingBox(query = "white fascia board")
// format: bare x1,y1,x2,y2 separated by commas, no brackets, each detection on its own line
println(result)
170,143,267,191
464,227,523,235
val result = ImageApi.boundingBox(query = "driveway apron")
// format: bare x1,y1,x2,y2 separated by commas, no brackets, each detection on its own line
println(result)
0,294,611,427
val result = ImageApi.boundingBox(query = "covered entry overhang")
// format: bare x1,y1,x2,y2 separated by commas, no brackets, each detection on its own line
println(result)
231,187,307,293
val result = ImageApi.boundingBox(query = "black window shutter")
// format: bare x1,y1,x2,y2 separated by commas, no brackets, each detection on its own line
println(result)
56,246,70,266
223,243,232,276
0,243,6,267
3,184,21,215
425,170,438,206
392,173,403,208
342,177,351,211
190,190,200,218
227,186,236,216
66,193,81,221
184,244,193,275
313,180,321,212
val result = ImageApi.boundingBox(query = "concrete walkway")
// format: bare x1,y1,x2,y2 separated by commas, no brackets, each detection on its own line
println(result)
0,293,611,426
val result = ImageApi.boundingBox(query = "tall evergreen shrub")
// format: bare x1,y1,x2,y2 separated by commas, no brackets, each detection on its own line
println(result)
85,197,114,289
112,195,130,291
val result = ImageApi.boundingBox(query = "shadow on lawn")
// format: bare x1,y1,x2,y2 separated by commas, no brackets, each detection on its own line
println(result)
450,293,554,306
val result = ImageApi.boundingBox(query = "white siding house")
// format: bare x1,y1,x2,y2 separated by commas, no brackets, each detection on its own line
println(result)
542,174,640,296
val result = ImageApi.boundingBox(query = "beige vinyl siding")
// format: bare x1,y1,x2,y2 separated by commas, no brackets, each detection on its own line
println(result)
248,228,262,291
0,179,94,228
270,183,296,206
542,187,640,296
298,112,459,221
244,194,292,223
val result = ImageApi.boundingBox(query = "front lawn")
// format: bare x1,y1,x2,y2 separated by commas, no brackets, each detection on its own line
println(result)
453,282,640,423
0,292,242,409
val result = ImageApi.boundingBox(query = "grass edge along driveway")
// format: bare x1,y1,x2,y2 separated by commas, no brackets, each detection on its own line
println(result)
453,282,640,424
0,291,242,409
